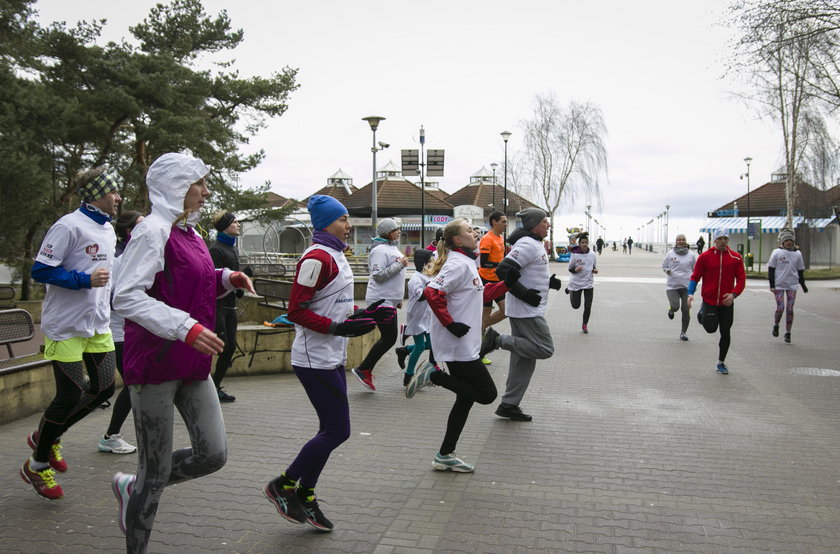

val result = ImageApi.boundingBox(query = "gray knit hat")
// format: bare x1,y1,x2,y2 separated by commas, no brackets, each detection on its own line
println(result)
778,229,795,244
376,218,399,237
516,207,547,230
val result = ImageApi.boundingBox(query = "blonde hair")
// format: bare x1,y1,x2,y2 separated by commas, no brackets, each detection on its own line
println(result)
428,218,469,276
212,210,227,226
172,178,206,228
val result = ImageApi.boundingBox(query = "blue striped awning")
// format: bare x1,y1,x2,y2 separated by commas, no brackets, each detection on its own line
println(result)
700,216,835,234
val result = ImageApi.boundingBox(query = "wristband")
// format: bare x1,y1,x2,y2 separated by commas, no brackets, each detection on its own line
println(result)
185,323,205,345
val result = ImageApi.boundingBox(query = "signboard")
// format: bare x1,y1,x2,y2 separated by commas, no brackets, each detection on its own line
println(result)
401,149,419,176
747,221,759,240
427,149,445,177
349,217,371,226
426,215,451,224
453,205,484,221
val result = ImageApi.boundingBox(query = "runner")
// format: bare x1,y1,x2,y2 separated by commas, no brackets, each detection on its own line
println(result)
478,211,508,364
768,229,808,343
395,249,436,386
567,233,598,333
661,234,696,341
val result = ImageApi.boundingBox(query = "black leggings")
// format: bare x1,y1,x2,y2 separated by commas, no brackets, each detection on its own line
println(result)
106,342,132,437
36,351,116,462
358,318,398,371
570,288,594,324
213,308,238,388
701,303,734,362
429,359,497,455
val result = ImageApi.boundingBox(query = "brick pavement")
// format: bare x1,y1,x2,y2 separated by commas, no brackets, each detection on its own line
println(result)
1,249,839,553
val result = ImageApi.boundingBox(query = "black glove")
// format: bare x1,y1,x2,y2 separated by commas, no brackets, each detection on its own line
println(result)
802,284,808,293
446,321,470,337
331,318,376,337
549,274,562,290
349,299,385,319
502,266,521,288
521,288,542,307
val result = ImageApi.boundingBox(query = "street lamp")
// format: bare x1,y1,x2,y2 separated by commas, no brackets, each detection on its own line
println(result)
501,130,511,240
740,156,753,268
586,204,592,233
665,204,670,247
362,115,386,231
490,162,498,209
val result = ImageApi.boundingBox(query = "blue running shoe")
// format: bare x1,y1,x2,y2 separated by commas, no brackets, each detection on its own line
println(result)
716,362,729,374
406,360,435,399
432,452,474,473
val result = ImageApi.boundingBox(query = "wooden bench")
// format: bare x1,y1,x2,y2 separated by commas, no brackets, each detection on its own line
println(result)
0,285,15,309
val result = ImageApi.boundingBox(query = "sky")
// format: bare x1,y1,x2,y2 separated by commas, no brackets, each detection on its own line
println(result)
35,0,786,243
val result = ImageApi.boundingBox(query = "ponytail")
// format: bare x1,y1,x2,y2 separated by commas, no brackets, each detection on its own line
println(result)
428,218,469,276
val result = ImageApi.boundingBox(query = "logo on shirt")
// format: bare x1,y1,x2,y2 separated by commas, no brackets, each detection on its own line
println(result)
85,243,108,261
472,277,483,290
778,256,787,263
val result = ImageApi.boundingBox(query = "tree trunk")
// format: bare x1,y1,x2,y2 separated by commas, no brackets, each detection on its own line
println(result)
19,223,39,301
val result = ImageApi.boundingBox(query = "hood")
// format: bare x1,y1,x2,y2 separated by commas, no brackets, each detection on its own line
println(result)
508,226,540,245
146,153,210,225
370,237,398,251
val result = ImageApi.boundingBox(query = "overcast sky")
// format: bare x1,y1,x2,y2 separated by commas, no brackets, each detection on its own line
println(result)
36,0,785,243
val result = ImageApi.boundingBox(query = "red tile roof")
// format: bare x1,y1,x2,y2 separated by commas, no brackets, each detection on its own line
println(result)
713,181,835,217
343,179,453,216
444,183,541,219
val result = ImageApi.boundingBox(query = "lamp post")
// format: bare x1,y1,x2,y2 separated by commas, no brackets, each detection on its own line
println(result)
362,115,386,232
665,204,670,247
501,131,511,240
586,204,592,233
741,156,753,268
490,162,498,209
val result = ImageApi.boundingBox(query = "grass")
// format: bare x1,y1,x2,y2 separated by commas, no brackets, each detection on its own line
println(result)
746,267,840,280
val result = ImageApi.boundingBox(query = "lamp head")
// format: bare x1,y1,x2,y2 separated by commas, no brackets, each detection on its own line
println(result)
362,115,386,131
744,156,753,166
500,130,512,143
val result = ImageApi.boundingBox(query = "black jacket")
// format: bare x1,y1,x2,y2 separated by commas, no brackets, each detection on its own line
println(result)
209,239,240,309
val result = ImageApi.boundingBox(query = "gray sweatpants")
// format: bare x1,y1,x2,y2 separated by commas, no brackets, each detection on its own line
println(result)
126,377,227,554
498,316,555,407
666,288,691,333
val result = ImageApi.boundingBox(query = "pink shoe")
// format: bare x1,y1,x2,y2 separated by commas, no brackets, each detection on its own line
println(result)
582,324,589,334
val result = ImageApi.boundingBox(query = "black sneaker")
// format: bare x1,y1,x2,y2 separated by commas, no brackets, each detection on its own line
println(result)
495,403,533,422
667,309,674,320
479,327,500,358
784,332,791,343
263,478,306,524
772,325,779,337
403,373,412,387
217,388,236,403
396,347,409,370
301,497,333,531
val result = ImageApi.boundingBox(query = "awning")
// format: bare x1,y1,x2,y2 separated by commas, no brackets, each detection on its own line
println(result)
700,216,836,233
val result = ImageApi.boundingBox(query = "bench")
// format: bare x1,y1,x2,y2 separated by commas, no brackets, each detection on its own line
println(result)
249,278,295,367
0,308,47,373
0,285,15,308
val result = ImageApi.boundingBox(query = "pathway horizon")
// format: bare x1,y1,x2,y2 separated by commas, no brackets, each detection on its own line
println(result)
1,249,839,553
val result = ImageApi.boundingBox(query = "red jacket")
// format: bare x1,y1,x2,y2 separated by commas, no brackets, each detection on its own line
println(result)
689,246,746,306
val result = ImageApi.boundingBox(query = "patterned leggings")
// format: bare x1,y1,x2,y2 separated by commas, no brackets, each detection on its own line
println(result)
773,289,797,332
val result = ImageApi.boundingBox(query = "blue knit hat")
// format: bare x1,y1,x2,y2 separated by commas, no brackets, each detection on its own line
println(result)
308,195,348,231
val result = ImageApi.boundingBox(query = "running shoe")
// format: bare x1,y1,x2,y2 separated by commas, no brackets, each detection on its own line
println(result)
495,403,533,421
111,472,136,534
27,431,67,473
479,327,500,358
403,372,412,387
301,496,333,531
263,478,306,524
432,452,475,473
716,362,729,375
217,388,236,402
406,361,435,399
582,324,589,334
679,333,689,341
668,309,675,320
350,368,376,391
99,434,137,454
784,332,791,343
20,459,63,500
396,346,409,369
481,357,493,365
772,325,779,337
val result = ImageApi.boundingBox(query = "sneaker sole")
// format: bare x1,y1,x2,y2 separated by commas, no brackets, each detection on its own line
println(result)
262,485,305,524
305,518,334,532
431,462,474,473
99,444,137,454
111,474,132,534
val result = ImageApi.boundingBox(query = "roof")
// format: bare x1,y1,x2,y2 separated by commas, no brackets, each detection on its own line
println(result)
444,183,541,219
303,182,358,206
343,179,454,216
700,216,836,233
328,168,353,180
265,192,296,209
712,181,834,218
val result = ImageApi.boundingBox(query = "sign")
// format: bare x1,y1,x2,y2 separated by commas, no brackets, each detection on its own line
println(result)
747,221,759,240
426,215,451,224
453,205,484,221
715,209,737,217
427,149,445,176
401,149,419,176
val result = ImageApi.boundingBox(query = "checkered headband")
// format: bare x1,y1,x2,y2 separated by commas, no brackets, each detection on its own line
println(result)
79,173,118,203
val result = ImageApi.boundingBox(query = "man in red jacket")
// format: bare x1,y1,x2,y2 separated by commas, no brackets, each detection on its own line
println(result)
687,229,746,374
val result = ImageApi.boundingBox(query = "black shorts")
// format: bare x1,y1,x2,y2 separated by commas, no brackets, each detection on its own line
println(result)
481,277,504,308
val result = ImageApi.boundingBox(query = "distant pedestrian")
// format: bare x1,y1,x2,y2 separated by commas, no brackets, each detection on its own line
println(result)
627,236,634,254
622,240,627,254
768,229,808,343
395,249,437,386
481,207,559,422
351,218,407,391
567,233,598,333
209,210,243,402
97,210,144,456
595,237,605,255
23,167,121,501
426,227,444,252
112,152,255,552
661,234,696,341
263,195,386,531
696,236,706,255
405,218,507,472
687,229,745,375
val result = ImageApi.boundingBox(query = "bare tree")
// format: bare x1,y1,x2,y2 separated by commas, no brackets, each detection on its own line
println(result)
520,93,608,245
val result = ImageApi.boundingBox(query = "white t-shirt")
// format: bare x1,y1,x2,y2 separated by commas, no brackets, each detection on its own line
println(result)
568,250,597,291
36,210,116,341
404,271,432,336
768,248,805,290
109,254,126,342
427,251,483,362
504,236,550,318
661,249,696,290
365,243,406,307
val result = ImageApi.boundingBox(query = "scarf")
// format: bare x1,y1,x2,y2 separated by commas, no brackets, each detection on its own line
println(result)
313,230,347,252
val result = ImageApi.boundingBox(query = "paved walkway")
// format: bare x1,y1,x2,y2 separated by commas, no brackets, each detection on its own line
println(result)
2,250,839,553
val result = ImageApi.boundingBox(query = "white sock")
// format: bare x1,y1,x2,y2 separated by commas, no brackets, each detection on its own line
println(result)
29,457,49,471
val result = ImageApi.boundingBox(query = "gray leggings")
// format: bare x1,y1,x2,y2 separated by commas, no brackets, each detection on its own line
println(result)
126,377,227,554
666,288,690,333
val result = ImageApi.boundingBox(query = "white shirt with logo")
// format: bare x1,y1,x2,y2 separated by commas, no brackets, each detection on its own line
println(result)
291,244,355,370
568,250,597,292
404,271,432,336
768,248,805,290
504,236,550,318
661,249,696,290
36,210,116,341
427,251,483,362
